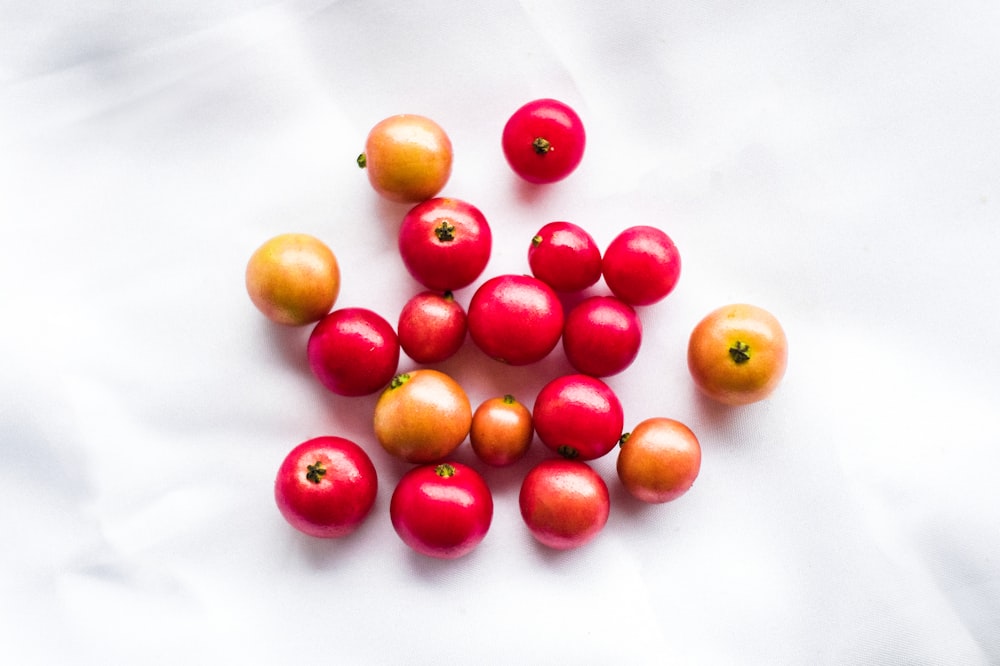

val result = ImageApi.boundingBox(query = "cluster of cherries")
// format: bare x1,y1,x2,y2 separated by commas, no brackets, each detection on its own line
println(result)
246,99,787,559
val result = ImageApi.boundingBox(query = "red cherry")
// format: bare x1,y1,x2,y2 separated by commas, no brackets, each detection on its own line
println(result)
502,98,586,184
390,462,493,559
398,197,492,292
532,374,625,461
562,296,643,377
519,459,610,550
467,274,564,366
528,221,602,293
602,226,681,306
397,291,467,364
307,308,400,396
274,436,378,538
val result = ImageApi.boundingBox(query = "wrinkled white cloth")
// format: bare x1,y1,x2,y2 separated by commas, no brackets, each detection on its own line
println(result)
2,1,998,664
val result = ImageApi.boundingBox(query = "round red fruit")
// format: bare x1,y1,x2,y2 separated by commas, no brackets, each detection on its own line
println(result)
397,290,467,364
390,462,493,559
602,226,681,306
307,308,400,396
562,296,642,377
274,436,378,538
533,374,624,461
519,459,609,550
467,274,564,365
398,197,492,291
528,221,602,292
502,98,586,184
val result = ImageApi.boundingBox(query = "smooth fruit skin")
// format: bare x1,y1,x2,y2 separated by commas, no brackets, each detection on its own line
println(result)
274,436,378,538
502,98,586,184
687,303,788,406
307,308,400,396
359,114,452,203
562,296,643,377
398,198,492,291
397,291,467,364
519,459,609,550
532,374,624,461
616,418,701,503
601,226,681,306
246,233,340,326
390,462,493,559
470,394,534,467
373,369,472,463
528,221,602,292
467,274,564,365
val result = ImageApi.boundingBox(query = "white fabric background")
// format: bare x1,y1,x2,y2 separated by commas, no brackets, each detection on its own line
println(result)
2,1,999,664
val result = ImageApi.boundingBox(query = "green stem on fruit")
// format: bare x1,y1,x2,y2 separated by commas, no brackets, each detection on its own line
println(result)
503,394,516,404
557,445,579,459
531,234,543,247
435,463,457,478
443,290,454,301
357,153,367,169
389,373,411,389
306,461,327,484
434,220,456,242
532,137,553,155
619,432,631,447
729,341,751,364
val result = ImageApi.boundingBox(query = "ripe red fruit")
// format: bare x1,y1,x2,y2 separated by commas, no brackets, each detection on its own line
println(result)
519,459,610,550
562,296,643,377
398,197,492,292
274,436,378,538
390,462,494,559
532,374,624,461
527,221,602,292
502,98,586,184
601,226,681,306
467,274,564,365
397,291,467,364
307,308,400,396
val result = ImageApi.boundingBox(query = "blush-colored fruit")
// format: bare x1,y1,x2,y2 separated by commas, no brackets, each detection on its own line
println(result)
358,114,452,203
307,308,400,396
274,436,378,538
532,374,624,461
519,459,609,550
397,290,467,364
467,274,564,365
470,394,534,467
687,303,788,405
246,233,340,326
373,369,472,463
562,296,643,377
616,417,701,503
390,462,493,559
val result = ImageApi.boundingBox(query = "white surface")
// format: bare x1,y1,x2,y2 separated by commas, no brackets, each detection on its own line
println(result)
2,1,999,664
